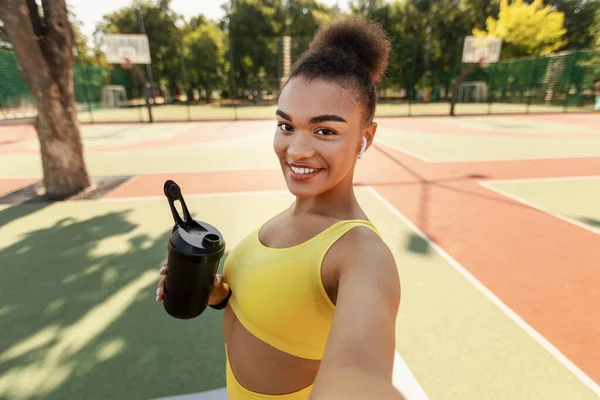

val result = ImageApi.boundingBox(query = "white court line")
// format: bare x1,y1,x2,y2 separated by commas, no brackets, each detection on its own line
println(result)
149,350,428,400
367,186,600,396
392,350,430,399
151,387,227,400
479,181,600,237
482,175,600,185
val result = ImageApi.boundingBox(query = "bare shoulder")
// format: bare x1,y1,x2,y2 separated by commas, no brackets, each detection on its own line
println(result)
337,225,397,273
324,224,400,303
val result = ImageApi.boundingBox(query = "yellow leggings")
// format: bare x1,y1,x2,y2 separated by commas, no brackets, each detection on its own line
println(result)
225,346,313,399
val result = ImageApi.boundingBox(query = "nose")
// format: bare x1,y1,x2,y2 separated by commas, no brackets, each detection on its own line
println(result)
287,133,315,160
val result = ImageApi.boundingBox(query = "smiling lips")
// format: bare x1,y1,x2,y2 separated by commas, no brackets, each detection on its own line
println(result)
287,163,323,181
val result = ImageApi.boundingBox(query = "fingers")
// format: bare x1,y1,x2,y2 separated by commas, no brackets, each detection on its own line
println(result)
209,274,230,306
213,274,223,286
156,275,166,302
156,269,229,305
156,262,168,302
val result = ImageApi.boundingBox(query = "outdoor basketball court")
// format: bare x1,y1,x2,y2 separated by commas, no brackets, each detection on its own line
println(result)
1,113,600,400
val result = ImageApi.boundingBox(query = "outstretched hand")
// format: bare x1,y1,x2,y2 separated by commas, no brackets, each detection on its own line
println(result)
155,261,231,306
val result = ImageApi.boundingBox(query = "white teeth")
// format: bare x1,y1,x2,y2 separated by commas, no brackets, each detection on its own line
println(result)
290,165,317,174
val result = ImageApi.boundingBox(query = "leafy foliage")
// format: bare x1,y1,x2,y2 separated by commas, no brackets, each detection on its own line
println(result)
473,0,568,58
182,19,227,99
554,0,600,49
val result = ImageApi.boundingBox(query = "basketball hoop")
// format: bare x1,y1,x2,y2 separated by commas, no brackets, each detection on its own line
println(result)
102,34,151,64
462,36,502,64
120,57,133,70
478,57,490,69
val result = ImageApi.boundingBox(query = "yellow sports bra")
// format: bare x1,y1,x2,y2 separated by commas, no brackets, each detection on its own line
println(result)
222,212,380,360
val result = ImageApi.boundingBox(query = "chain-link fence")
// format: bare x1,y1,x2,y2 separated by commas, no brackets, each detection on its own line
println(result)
1,39,598,123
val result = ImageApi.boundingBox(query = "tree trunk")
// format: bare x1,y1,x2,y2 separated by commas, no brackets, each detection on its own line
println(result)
0,0,91,199
36,100,90,198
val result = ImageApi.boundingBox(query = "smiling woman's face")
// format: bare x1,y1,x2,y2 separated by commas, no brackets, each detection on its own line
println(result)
274,76,373,198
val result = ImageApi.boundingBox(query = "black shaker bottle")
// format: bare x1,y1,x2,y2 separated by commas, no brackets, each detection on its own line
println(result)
163,180,226,319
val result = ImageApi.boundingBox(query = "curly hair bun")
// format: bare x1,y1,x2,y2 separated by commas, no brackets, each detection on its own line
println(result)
308,16,390,83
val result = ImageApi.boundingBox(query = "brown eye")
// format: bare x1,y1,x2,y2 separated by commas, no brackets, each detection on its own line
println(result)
278,123,294,132
315,128,336,136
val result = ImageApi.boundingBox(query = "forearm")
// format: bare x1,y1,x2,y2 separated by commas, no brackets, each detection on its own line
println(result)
309,366,404,400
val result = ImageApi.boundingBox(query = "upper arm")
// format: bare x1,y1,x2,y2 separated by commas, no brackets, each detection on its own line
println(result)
319,227,401,378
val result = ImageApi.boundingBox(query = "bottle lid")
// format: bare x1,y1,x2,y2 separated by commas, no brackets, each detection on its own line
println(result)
164,180,226,262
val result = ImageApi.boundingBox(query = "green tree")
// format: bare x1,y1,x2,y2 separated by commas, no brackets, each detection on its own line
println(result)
350,0,395,32
70,11,96,64
350,0,385,15
287,0,334,37
474,0,568,58
286,0,335,67
586,6,600,83
463,0,501,31
373,0,472,99
355,1,420,95
349,1,416,96
554,0,600,50
424,0,475,93
183,18,227,100
222,0,285,96
594,5,600,47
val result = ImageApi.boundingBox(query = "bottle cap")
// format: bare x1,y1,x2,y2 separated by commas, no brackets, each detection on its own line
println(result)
164,180,225,263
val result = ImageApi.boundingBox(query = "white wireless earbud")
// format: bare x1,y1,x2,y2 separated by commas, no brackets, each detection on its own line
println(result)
358,137,367,159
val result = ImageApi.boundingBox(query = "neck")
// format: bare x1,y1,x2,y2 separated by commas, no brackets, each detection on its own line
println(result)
291,170,359,220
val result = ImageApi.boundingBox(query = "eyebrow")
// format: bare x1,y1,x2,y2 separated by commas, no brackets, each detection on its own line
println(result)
275,109,347,124
276,109,292,121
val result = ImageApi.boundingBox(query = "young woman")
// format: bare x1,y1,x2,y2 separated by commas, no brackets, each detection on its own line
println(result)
157,16,403,400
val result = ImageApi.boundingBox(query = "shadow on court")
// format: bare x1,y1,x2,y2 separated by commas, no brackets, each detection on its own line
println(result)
0,209,228,400
0,203,51,228
576,216,600,229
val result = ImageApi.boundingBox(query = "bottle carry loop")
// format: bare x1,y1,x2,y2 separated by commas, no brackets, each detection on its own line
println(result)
164,180,193,227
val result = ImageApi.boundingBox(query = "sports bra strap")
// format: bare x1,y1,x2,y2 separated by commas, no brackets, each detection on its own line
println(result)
316,219,382,251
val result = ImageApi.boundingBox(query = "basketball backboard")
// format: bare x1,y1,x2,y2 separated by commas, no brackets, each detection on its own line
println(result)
462,36,502,64
102,34,151,64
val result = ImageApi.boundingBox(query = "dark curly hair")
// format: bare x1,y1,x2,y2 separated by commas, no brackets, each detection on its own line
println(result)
287,16,391,125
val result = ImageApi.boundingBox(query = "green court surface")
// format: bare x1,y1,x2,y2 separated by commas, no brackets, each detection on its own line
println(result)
1,102,592,124
485,177,600,234
407,116,600,135
21,124,192,151
0,128,279,177
4,116,600,178
2,115,600,399
68,102,590,124
376,127,600,162
0,189,597,400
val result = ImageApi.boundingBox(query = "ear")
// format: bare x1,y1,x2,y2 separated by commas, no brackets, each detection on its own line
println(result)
362,121,377,152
